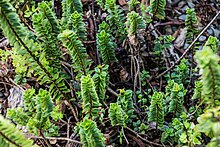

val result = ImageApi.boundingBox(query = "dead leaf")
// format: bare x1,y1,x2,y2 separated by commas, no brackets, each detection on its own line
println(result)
119,67,129,82
174,28,187,48
118,0,127,6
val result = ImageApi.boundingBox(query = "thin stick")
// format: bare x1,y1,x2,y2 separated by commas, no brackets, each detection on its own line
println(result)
40,130,52,147
107,87,118,97
64,100,79,122
125,126,163,147
155,11,220,79
122,127,129,145
29,135,82,144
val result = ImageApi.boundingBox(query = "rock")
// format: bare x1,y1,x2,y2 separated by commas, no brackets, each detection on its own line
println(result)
165,25,173,35
174,28,187,48
187,1,195,8
181,5,189,12
207,29,214,35
211,27,220,38
179,15,186,20
178,1,186,8
0,92,3,98
199,35,207,42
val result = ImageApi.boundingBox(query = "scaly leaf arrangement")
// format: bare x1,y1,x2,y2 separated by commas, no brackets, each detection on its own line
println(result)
203,36,219,53
105,0,127,40
192,81,203,100
68,11,86,41
97,0,105,10
168,82,187,116
0,136,10,147
92,65,109,103
117,89,134,119
81,75,102,120
148,92,164,128
109,103,128,126
32,1,62,68
196,106,220,146
128,0,140,11
153,35,175,57
78,118,105,147
97,30,118,65
170,58,190,85
126,11,146,45
0,0,69,100
126,11,146,36
98,21,110,33
0,115,37,147
61,0,83,30
185,8,198,40
161,113,201,145
7,89,59,136
194,38,220,107
148,0,166,19
59,30,92,76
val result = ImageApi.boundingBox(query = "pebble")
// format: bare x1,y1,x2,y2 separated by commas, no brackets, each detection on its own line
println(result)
165,25,173,35
179,15,186,20
0,92,3,98
207,29,214,35
184,43,189,50
181,5,189,12
178,1,186,8
212,27,220,37
199,35,207,42
187,1,195,8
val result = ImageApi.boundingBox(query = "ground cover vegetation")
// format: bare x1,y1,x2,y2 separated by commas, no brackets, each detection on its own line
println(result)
0,0,220,146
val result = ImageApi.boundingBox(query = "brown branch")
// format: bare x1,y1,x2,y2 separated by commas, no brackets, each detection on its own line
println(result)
124,126,163,147
28,135,82,145
155,10,220,79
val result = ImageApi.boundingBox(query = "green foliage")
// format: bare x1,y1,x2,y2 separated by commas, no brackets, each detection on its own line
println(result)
24,5,36,18
32,1,62,68
203,36,219,53
126,11,146,45
196,106,220,146
161,113,201,146
194,39,220,107
81,75,102,120
126,11,146,36
169,58,190,85
140,70,150,86
136,90,148,109
154,35,175,58
97,0,105,10
61,0,83,30
117,89,134,119
148,0,166,19
68,11,86,41
140,3,153,23
128,0,140,11
192,81,203,99
98,21,110,33
109,103,127,126
93,65,109,103
185,8,198,40
169,83,186,116
0,0,69,100
105,0,127,40
78,118,105,147
166,81,187,116
148,92,164,128
7,89,59,136
97,30,118,64
0,115,36,147
59,30,92,75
